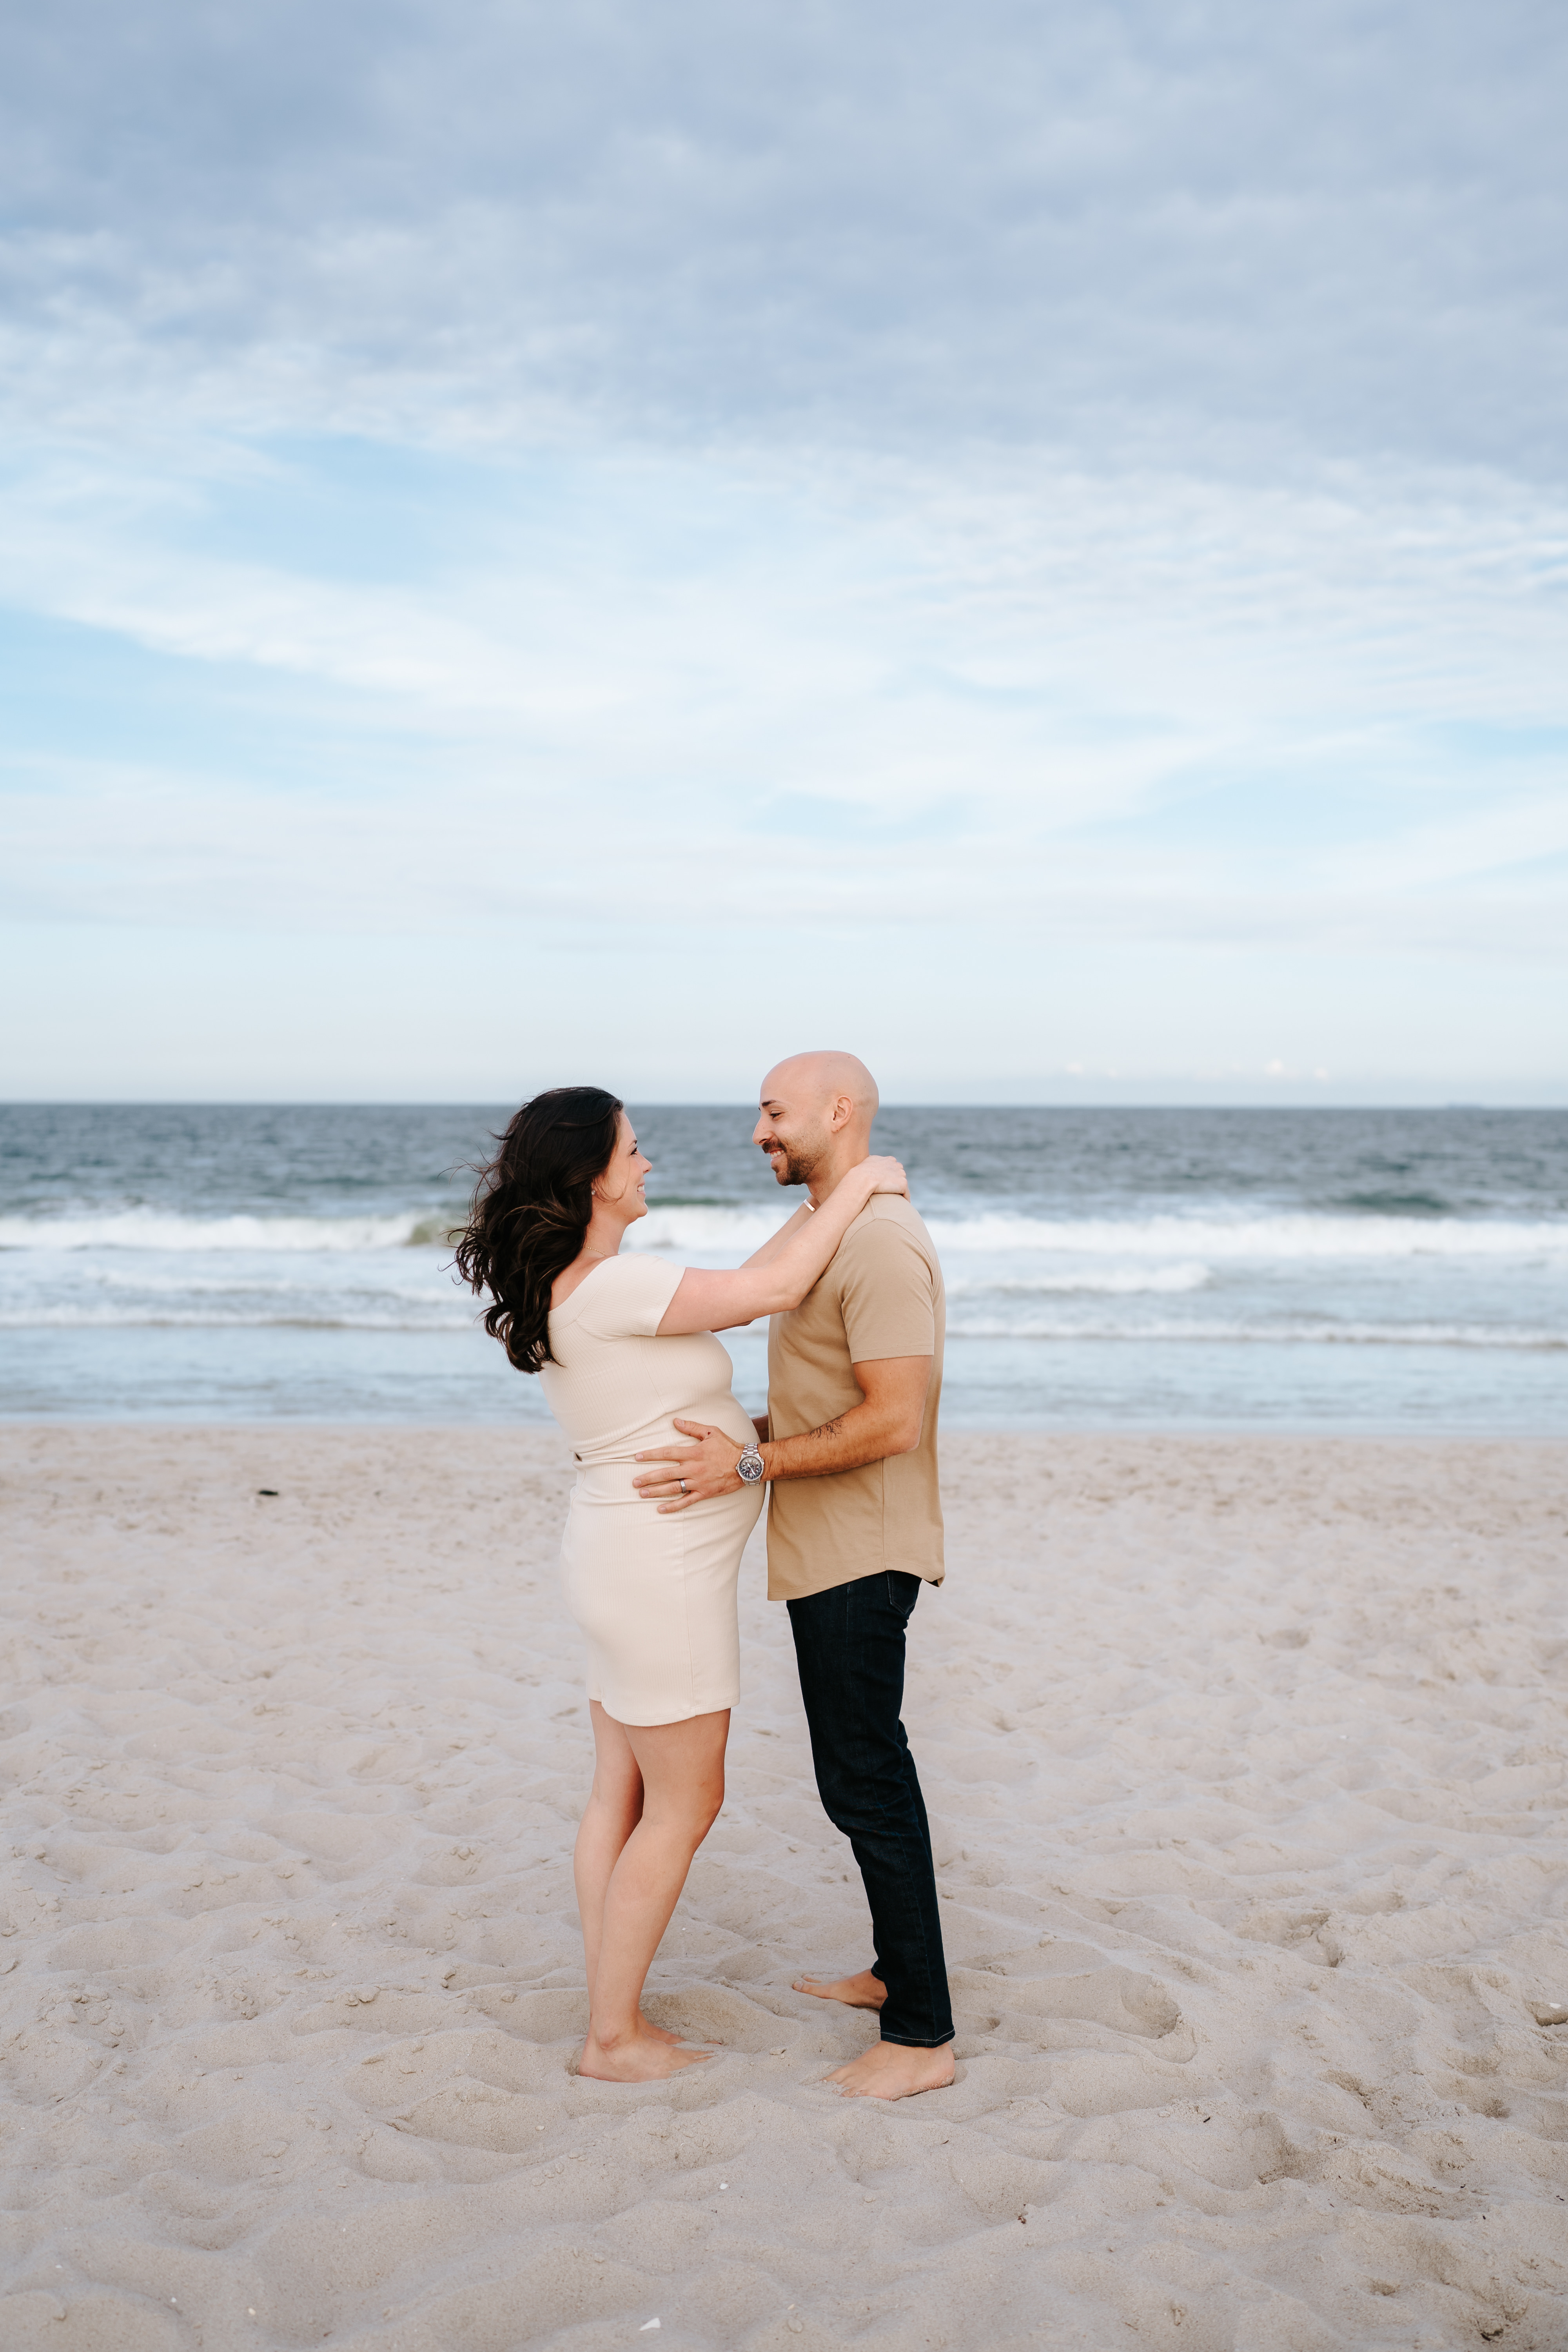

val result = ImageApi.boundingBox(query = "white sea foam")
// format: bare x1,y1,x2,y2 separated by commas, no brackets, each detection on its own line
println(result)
947,1262,1211,1296
926,1212,1568,1260
6,1203,1566,1262
0,1204,781,1254
0,1307,479,1331
95,1271,461,1301
629,1207,787,1251
6,1303,1559,1348
0,1209,456,1252
946,1316,1568,1349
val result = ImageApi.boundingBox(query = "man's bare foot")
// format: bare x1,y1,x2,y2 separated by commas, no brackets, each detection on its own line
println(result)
640,2012,682,2045
825,2042,955,2102
578,2024,711,2082
793,1968,887,2011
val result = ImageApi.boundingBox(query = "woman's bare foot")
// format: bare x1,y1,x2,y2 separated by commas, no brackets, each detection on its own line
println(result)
826,2042,955,2101
793,1968,887,2011
578,2024,712,2082
640,2012,682,2045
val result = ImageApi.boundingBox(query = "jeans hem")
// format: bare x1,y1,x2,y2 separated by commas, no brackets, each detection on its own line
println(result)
878,2031,956,2049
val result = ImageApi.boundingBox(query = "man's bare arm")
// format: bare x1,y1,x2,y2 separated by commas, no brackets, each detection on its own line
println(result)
761,1356,930,1481
633,1358,932,1510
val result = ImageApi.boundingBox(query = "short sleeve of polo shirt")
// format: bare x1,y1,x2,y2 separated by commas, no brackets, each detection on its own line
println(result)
576,1253,684,1339
835,1219,938,1362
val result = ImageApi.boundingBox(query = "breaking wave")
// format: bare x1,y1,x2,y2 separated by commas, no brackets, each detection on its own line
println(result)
945,1317,1568,1349
924,1212,1568,1261
947,1263,1210,1296
0,1209,458,1252
0,1306,478,1331
5,1202,1566,1263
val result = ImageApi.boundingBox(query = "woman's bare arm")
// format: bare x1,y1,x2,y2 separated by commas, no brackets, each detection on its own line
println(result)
737,1203,815,1272
655,1158,906,1336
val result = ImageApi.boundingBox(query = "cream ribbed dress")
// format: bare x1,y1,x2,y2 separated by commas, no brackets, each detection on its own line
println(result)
539,1253,763,1726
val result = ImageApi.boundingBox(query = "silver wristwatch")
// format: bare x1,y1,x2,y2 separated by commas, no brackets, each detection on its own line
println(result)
736,1440,766,1485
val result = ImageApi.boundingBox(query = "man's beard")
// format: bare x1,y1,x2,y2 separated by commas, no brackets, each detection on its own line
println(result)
767,1144,819,1187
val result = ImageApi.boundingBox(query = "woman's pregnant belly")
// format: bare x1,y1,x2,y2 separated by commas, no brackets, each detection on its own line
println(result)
559,1459,763,1724
566,1383,757,1472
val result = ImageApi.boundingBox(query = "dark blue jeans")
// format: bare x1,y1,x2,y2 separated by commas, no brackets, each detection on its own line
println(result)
786,1570,954,2049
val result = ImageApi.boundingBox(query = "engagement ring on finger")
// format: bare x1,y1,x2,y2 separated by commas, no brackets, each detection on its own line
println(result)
679,1479,687,1494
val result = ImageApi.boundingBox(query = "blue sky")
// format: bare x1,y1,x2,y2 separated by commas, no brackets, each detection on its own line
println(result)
2,0,1566,1102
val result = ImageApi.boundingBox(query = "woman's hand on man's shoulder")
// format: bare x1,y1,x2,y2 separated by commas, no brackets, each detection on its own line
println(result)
858,1154,908,1199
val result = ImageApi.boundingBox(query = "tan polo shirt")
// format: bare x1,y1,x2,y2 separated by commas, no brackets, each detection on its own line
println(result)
765,1192,945,1602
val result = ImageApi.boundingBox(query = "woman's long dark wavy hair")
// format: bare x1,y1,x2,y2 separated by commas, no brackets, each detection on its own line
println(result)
452,1086,624,1374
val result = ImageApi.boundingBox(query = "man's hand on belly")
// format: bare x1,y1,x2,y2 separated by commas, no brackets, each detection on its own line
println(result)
632,1419,745,1512
632,1359,931,1508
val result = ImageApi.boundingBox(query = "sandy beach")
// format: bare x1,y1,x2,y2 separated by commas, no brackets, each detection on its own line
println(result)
3,1425,1566,2351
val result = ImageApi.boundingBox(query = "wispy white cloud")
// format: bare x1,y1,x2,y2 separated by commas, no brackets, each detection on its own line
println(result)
4,0,1564,474
4,435,1566,965
0,0,1564,1092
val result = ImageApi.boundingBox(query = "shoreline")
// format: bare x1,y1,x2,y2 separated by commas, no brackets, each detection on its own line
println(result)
4,1426,1566,2348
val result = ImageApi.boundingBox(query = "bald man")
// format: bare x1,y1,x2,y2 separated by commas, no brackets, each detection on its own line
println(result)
633,1052,954,2100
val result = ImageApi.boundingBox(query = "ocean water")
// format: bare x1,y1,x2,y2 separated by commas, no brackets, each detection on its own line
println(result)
1,1104,1564,1431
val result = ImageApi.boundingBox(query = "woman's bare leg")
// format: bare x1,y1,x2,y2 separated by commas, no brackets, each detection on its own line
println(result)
579,1707,730,2083
573,1702,679,2044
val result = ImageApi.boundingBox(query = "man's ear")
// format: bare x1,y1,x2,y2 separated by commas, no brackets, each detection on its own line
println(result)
828,1094,853,1132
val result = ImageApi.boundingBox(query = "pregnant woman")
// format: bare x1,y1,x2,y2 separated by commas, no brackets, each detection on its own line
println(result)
454,1087,905,2081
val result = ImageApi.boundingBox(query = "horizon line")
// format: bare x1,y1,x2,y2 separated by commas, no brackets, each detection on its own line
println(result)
4,1098,1564,1114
